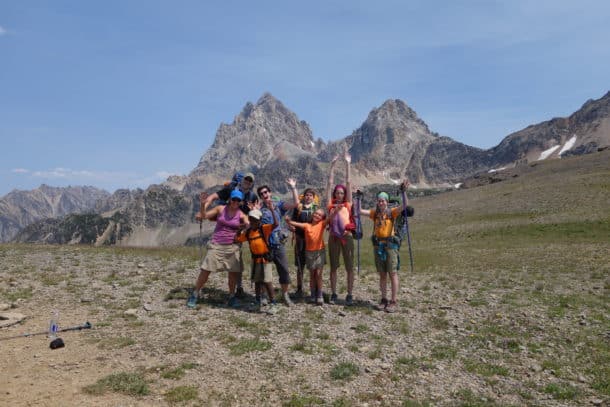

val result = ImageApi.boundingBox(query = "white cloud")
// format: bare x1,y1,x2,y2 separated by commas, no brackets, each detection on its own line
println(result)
0,25,7,36
9,166,183,192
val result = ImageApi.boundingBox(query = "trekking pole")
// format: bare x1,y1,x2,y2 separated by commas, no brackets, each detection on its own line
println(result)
400,186,414,273
0,321,92,341
353,190,364,275
198,220,203,262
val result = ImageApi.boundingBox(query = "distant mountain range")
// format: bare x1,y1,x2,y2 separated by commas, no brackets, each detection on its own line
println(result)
5,91,609,244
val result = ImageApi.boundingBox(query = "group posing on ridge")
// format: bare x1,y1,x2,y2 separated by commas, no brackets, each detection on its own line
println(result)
187,148,414,314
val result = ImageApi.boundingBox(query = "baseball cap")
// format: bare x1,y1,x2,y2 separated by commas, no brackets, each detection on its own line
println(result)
230,190,244,201
243,172,255,183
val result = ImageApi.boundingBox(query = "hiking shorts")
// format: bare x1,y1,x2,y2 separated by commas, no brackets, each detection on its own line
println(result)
374,246,399,274
305,248,326,271
294,236,307,270
200,243,242,273
270,244,291,285
328,234,354,272
251,262,273,283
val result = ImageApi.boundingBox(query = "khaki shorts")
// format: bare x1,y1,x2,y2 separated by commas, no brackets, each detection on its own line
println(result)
305,249,326,271
200,242,242,273
251,262,273,283
328,234,354,272
374,246,399,274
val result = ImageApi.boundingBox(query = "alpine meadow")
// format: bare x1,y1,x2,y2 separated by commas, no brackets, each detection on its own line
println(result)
1,149,608,406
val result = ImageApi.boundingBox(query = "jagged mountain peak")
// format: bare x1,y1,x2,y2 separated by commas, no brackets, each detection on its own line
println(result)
189,93,318,184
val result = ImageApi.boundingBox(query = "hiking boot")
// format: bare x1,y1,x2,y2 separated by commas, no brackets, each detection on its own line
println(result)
266,303,278,315
186,292,198,309
261,297,269,306
235,286,245,299
294,288,304,299
329,293,338,305
283,292,293,307
385,301,398,313
227,296,240,308
375,298,388,311
345,294,353,306
316,296,324,306
249,301,262,313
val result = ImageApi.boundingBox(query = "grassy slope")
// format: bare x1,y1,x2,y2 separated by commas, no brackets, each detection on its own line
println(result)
1,150,608,406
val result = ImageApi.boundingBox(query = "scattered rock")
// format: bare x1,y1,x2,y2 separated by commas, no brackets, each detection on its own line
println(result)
0,303,11,311
591,399,604,406
530,363,543,373
0,312,26,328
123,309,138,317
578,374,587,383
80,297,93,303
143,303,153,312
137,263,145,268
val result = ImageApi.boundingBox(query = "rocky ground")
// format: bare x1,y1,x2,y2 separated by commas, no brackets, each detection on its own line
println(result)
1,152,609,406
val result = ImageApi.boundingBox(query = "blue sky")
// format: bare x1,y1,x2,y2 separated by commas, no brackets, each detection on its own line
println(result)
2,1,609,196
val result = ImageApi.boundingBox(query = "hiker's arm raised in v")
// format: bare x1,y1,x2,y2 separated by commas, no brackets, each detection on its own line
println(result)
287,178,299,207
344,147,352,204
326,155,340,204
280,178,299,211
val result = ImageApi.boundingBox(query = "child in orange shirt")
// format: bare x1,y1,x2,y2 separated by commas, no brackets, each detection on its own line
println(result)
286,209,328,305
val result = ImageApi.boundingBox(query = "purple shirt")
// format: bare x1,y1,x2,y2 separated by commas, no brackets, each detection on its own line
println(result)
212,207,241,244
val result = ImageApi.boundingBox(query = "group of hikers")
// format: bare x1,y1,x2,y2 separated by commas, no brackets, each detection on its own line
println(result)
187,148,414,314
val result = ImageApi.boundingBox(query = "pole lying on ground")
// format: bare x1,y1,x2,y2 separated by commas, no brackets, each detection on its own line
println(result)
400,186,414,273
0,321,92,342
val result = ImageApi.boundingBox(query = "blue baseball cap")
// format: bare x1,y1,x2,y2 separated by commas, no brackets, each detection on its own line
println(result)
230,190,244,201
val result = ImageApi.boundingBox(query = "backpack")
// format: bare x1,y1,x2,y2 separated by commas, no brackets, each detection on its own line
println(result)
293,195,319,222
246,226,273,262
224,171,245,190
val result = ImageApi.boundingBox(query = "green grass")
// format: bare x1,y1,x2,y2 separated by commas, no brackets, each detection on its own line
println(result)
82,372,149,396
283,394,325,406
165,385,199,404
544,382,580,400
228,338,272,355
330,362,359,381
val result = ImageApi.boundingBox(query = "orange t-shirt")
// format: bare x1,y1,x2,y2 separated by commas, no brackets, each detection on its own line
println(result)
302,222,326,251
369,207,400,238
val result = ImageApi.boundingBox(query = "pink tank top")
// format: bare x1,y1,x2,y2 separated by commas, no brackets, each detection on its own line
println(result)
212,207,241,244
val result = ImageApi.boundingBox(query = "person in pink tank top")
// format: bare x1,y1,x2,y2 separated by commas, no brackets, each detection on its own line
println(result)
187,190,249,308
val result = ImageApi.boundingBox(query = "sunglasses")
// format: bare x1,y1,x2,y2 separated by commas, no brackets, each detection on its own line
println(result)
260,190,270,195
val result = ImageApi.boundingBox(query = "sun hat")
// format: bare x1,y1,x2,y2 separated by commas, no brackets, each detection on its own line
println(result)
248,209,262,220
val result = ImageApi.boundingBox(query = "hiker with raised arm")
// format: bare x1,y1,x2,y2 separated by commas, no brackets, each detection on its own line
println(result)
286,207,328,306
257,180,298,307
289,181,319,301
358,179,413,313
187,190,249,309
234,198,279,314
326,147,355,305
197,171,257,298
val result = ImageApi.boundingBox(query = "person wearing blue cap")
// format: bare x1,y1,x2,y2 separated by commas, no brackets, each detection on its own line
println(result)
187,189,249,308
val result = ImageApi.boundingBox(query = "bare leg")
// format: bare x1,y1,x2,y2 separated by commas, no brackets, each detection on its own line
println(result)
346,269,354,296
389,272,399,303
228,272,239,295
195,269,211,292
330,268,338,294
379,271,388,300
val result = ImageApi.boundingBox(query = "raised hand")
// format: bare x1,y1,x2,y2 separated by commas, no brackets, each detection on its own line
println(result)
286,178,297,188
344,146,351,163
